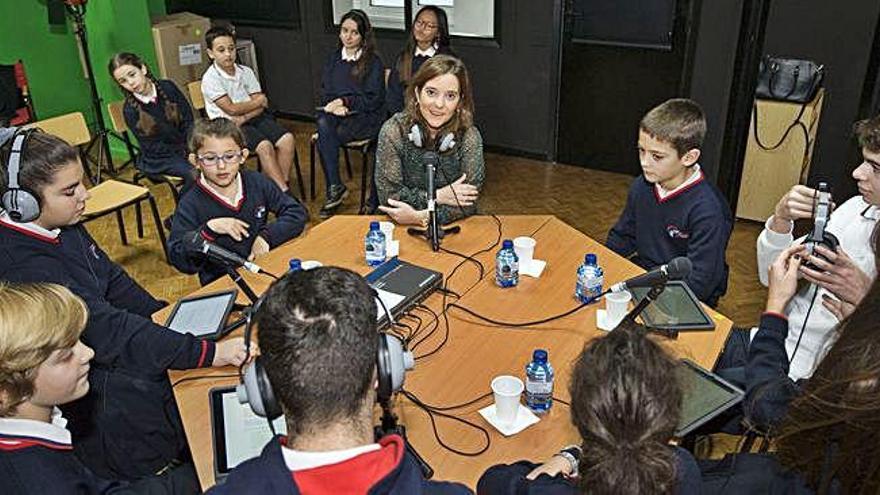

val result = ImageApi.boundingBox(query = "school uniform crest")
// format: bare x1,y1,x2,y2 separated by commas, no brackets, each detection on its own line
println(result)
666,224,690,239
254,206,267,219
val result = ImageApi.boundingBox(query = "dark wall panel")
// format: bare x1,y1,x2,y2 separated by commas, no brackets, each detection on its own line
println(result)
762,0,880,200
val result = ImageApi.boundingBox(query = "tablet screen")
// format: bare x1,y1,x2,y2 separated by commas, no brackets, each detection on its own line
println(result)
675,360,743,436
629,281,714,330
212,388,287,474
166,292,236,337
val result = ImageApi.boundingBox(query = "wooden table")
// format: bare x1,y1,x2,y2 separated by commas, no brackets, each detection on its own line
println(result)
154,215,732,489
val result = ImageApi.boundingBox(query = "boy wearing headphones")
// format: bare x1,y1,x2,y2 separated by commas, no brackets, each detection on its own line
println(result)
209,267,469,494
606,98,732,307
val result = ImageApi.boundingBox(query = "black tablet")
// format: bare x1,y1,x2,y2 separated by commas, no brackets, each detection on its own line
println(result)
164,289,238,340
628,281,716,331
675,359,744,437
209,386,288,484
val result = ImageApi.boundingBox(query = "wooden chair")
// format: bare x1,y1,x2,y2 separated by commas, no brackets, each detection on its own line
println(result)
107,100,184,205
187,80,306,200
81,179,169,262
29,112,169,261
309,133,374,213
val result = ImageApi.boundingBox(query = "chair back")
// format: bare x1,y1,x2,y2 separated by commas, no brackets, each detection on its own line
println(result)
107,101,128,133
187,81,205,111
26,112,90,146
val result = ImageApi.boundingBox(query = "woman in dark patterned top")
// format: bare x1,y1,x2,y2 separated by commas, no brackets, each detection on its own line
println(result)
376,55,484,226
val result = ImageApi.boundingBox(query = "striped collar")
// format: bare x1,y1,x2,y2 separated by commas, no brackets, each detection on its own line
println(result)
654,165,704,202
0,210,60,243
132,82,158,105
0,408,72,451
198,172,245,211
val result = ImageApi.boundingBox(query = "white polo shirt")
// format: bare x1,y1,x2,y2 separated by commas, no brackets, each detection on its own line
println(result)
201,63,262,120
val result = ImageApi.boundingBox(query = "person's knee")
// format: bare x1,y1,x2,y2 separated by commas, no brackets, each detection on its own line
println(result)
276,132,295,151
255,140,275,158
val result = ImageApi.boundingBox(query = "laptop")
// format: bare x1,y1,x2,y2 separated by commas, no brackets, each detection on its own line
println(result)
365,257,443,329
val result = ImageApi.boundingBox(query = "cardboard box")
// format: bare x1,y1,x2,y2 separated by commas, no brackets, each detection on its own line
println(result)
151,12,212,101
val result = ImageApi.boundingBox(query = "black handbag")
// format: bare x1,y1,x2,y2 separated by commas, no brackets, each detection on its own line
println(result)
755,56,824,103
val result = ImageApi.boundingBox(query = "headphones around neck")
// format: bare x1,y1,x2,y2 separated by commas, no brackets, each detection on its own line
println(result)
236,288,414,420
1,127,41,223
408,124,456,153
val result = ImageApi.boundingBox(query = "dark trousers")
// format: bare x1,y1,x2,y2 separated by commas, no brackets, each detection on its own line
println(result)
316,112,375,191
140,155,196,196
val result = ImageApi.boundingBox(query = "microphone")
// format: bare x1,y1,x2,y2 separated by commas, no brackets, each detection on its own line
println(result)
610,257,692,293
186,231,262,274
425,151,440,252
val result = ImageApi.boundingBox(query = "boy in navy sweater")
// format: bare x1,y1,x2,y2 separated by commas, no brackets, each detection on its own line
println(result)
606,98,732,307
208,268,470,494
0,282,195,494
168,118,308,285
0,128,247,482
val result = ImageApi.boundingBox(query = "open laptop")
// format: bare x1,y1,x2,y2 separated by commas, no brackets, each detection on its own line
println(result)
365,257,443,329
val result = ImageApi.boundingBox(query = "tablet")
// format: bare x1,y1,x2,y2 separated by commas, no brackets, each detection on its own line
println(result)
628,281,715,331
164,289,238,339
209,386,287,484
675,359,744,437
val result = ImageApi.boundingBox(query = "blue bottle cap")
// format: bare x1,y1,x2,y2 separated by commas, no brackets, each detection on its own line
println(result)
289,259,302,271
585,253,597,265
533,349,548,362
502,239,513,249
370,221,380,230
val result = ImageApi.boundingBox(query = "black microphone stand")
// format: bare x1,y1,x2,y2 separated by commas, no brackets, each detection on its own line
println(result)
375,397,434,479
407,151,460,251
620,282,679,339
223,266,261,335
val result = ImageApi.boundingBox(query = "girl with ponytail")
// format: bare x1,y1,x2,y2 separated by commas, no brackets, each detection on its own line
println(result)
109,52,196,193
477,322,701,495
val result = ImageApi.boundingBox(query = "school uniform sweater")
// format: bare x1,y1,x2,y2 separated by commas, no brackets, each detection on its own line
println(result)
606,172,733,306
386,46,454,115
0,411,197,494
123,79,194,175
320,49,386,137
0,220,214,479
207,434,471,494
168,170,308,285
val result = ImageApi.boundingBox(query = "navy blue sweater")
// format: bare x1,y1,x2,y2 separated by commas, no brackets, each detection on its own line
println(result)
744,312,804,430
207,435,471,494
477,447,701,495
168,170,308,285
0,439,195,494
320,50,386,134
700,453,838,494
606,173,733,306
0,221,214,479
123,80,194,175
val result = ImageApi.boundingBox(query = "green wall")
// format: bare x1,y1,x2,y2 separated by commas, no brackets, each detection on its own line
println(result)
0,1,159,154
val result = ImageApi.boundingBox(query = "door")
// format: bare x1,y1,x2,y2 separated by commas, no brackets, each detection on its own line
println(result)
556,0,700,174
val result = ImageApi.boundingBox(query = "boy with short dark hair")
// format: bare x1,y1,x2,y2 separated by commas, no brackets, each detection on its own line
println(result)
201,25,296,195
606,98,732,307
208,268,470,494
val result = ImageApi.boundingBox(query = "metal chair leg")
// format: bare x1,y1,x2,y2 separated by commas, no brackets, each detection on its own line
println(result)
292,147,306,201
359,147,369,214
309,138,317,201
147,193,170,262
114,209,128,245
343,147,353,180
135,200,144,238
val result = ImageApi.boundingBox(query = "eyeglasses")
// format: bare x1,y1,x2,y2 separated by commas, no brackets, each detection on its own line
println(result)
197,151,243,167
414,19,438,30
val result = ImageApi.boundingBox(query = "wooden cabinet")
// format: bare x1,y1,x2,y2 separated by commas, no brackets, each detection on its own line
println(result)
736,89,825,221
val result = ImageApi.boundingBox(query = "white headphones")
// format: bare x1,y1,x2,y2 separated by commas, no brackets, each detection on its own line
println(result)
408,124,456,153
1,127,41,223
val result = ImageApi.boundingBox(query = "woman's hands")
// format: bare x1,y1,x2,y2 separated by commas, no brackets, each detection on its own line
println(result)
436,174,479,207
766,244,806,314
378,198,429,226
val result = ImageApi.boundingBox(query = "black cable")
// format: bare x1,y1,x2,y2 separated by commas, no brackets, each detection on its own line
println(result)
448,297,600,328
552,396,571,407
171,373,240,388
789,284,820,363
401,390,491,456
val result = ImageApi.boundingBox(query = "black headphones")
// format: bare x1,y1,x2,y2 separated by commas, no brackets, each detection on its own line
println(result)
236,287,414,420
408,123,456,153
1,127,41,223
803,182,839,266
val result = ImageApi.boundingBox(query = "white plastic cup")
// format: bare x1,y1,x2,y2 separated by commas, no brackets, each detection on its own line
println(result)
301,260,323,270
491,375,524,425
605,290,632,328
387,240,400,258
379,221,395,241
513,236,536,267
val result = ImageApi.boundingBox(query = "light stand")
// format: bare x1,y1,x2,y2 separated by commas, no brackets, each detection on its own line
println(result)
65,1,117,183
375,397,434,479
406,151,460,251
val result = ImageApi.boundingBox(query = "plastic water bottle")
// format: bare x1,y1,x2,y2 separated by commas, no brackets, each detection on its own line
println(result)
495,239,519,287
525,349,554,414
288,258,302,273
575,253,604,303
365,221,386,266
